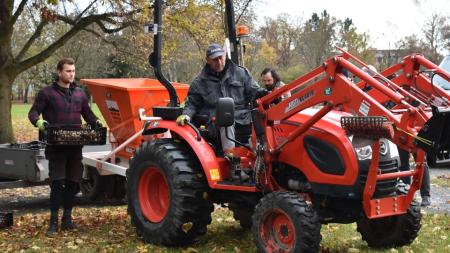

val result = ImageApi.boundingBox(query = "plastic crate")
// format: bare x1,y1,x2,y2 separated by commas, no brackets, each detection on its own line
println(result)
40,125,107,146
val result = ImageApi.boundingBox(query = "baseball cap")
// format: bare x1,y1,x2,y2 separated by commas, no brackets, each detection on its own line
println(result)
206,43,225,59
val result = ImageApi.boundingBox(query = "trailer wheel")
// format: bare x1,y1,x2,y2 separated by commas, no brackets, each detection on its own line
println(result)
357,200,421,247
80,165,114,200
229,202,254,229
252,192,321,253
127,139,213,246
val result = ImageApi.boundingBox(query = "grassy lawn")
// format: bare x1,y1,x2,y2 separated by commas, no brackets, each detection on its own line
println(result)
0,206,449,253
8,103,450,252
432,176,450,188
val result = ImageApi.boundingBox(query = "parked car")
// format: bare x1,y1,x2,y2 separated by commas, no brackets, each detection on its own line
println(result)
433,54,450,89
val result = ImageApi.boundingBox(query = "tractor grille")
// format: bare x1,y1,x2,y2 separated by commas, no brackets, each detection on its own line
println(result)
359,159,399,197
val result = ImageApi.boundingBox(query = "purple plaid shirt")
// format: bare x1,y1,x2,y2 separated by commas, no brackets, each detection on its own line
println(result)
28,82,97,126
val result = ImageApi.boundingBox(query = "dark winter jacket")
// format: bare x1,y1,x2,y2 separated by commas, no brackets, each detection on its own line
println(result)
183,59,262,125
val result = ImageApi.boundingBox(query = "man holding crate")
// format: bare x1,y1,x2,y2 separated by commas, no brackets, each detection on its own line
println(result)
28,58,101,236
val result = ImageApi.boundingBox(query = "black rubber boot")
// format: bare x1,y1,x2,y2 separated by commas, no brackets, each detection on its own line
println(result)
46,212,58,236
61,180,78,231
421,196,431,207
61,209,77,231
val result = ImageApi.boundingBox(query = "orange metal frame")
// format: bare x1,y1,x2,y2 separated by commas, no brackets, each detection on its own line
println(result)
255,51,450,218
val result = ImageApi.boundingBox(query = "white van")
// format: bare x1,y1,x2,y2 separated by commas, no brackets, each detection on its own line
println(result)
433,55,450,89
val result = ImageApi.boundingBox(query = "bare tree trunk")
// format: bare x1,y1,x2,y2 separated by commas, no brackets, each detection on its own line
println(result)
23,83,30,103
17,87,22,101
0,72,14,143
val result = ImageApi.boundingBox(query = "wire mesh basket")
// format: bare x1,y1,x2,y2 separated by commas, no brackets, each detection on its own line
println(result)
9,141,46,150
39,124,107,146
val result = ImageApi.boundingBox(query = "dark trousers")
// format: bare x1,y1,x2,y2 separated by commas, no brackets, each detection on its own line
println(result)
399,149,430,197
45,146,83,213
235,123,252,146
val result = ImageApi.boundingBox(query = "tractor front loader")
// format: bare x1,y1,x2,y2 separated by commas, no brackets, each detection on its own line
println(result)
121,1,450,252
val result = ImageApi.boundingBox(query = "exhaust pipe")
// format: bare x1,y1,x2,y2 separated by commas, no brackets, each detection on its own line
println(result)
149,0,179,107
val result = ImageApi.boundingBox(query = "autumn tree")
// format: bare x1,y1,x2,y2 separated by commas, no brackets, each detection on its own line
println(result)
396,13,449,64
336,18,375,65
258,14,300,68
297,10,337,70
0,0,143,142
421,13,448,63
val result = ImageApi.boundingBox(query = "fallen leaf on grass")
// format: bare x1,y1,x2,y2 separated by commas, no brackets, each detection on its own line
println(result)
181,247,198,253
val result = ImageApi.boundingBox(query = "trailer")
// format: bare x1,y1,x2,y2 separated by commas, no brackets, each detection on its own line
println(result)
0,141,48,189
78,78,189,199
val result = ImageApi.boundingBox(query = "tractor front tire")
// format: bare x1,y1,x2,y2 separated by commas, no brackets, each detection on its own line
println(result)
252,191,322,253
357,200,421,248
127,139,213,246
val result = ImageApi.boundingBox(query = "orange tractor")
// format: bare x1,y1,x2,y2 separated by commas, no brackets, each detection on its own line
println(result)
85,0,450,252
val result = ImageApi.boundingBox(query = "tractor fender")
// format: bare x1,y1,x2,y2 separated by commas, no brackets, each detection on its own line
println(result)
143,120,222,188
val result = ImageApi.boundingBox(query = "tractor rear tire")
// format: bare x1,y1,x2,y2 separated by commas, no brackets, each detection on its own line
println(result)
127,139,213,246
252,191,322,253
357,200,421,247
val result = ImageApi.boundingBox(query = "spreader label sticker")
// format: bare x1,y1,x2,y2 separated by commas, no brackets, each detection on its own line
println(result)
284,90,315,113
106,100,119,111
106,99,122,125
359,100,371,116
209,169,220,181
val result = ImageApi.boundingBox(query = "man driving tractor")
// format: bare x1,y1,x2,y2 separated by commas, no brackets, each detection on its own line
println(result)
176,43,265,151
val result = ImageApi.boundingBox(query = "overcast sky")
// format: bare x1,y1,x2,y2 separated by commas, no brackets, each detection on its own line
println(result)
255,0,450,53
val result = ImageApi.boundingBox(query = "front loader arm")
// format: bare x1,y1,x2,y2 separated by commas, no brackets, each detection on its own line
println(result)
258,54,430,153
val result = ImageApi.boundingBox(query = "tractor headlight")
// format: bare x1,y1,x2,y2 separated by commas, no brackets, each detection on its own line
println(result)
354,145,372,160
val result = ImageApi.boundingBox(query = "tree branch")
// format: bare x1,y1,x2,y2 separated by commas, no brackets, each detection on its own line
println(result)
81,27,139,57
13,11,136,75
14,20,49,62
95,19,136,33
75,0,98,22
12,0,28,24
236,0,253,24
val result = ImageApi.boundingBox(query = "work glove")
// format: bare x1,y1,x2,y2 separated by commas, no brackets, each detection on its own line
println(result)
36,119,49,131
89,120,103,129
254,88,268,99
95,120,103,128
176,114,190,126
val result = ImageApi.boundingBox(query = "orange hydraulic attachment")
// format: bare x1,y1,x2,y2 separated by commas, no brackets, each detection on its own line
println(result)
256,50,450,218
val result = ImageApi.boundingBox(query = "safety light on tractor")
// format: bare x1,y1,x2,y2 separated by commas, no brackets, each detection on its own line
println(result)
236,25,249,38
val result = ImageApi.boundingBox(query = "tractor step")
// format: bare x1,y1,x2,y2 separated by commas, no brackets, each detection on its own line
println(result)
218,180,256,187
